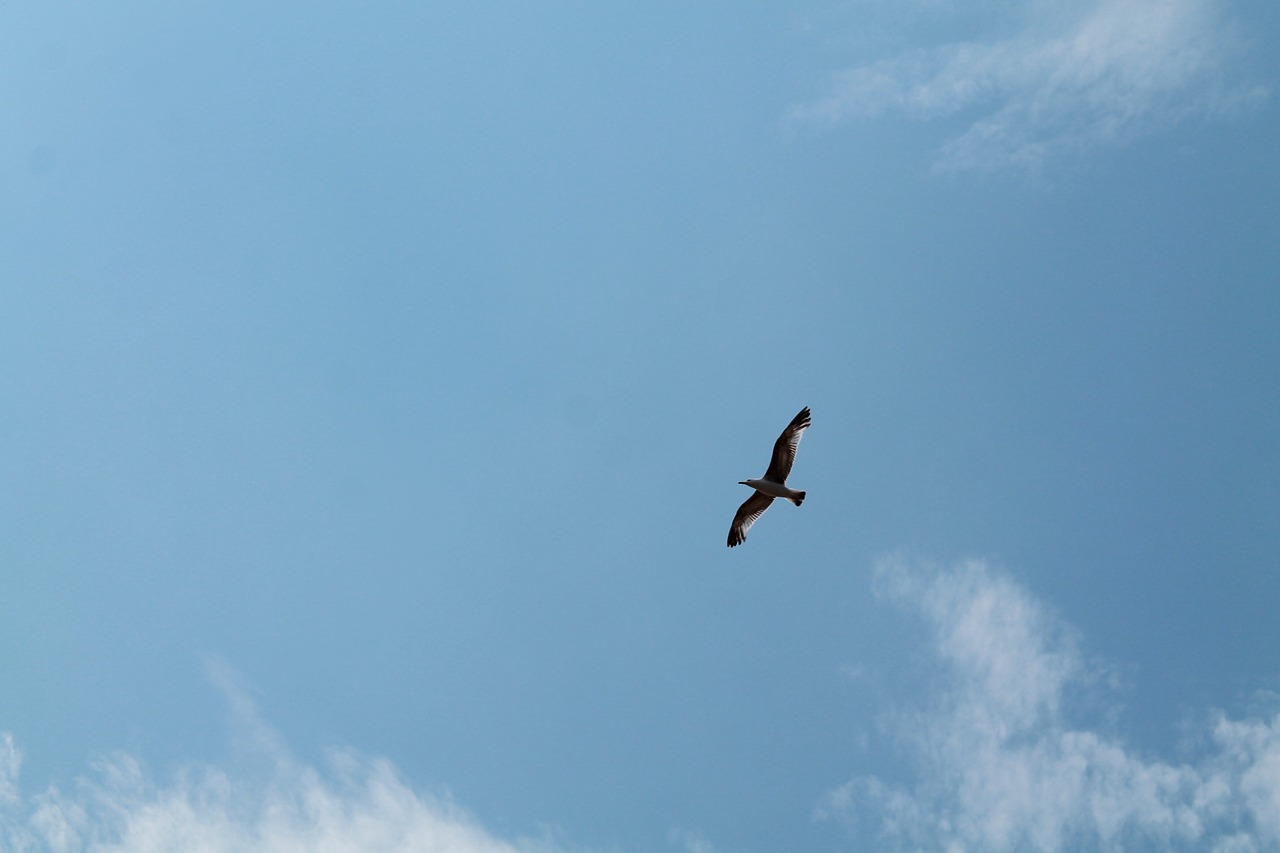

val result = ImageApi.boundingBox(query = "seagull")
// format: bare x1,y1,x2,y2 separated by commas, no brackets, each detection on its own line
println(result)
727,406,811,548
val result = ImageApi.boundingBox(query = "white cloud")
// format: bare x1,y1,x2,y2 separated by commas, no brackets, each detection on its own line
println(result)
819,557,1280,852
791,0,1266,173
669,828,723,853
7,566,1278,853
0,667,567,853
1,733,20,807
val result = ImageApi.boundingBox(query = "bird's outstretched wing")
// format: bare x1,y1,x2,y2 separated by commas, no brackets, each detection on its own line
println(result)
728,491,775,548
762,406,811,484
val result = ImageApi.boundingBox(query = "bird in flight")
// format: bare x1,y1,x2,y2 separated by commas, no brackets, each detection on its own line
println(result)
727,406,811,548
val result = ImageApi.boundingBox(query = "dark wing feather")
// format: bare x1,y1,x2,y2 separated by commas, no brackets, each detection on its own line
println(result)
728,491,775,547
762,406,811,483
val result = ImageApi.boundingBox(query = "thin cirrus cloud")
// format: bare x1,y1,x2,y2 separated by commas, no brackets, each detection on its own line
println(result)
790,0,1267,174
819,557,1280,851
5,565,1278,853
0,666,562,853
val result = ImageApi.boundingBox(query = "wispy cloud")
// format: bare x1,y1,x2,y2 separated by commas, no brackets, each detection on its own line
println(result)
6,567,1278,853
0,666,566,853
670,828,725,853
819,557,1280,851
791,0,1266,174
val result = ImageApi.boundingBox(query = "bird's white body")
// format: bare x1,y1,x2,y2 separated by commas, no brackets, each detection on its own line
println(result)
740,478,805,504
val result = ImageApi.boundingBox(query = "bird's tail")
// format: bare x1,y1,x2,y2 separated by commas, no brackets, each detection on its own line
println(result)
791,491,806,506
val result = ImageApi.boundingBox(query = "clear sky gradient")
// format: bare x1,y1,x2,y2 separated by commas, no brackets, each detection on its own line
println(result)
3,2,1279,851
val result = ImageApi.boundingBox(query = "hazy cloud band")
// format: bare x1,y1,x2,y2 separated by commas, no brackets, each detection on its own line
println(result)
820,558,1280,851
791,0,1266,173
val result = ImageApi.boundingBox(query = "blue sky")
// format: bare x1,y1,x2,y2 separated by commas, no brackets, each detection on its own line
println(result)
2,1,1278,851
